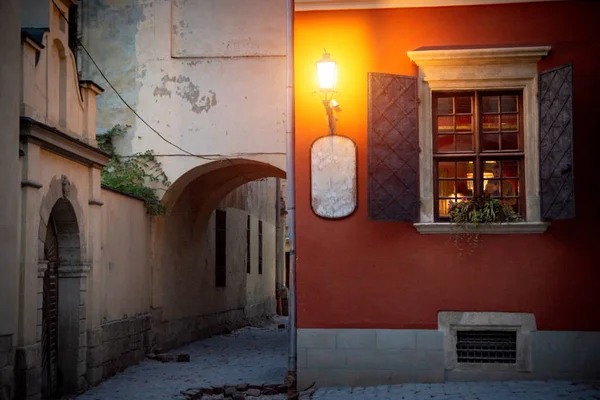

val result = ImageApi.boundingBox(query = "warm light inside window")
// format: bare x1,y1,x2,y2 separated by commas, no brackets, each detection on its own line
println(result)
317,53,337,92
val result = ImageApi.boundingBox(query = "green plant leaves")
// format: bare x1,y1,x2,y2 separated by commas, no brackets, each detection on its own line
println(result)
98,125,170,215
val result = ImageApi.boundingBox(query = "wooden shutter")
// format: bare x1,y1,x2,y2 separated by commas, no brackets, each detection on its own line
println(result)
539,64,575,220
368,73,419,221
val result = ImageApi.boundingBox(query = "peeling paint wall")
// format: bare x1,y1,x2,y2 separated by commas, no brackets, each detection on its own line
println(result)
82,0,287,351
82,0,286,181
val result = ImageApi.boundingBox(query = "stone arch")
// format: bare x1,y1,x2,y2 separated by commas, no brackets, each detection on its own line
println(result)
38,175,87,262
37,175,89,395
151,159,286,350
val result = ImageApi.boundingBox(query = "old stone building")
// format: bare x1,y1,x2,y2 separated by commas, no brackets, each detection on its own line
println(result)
0,0,288,398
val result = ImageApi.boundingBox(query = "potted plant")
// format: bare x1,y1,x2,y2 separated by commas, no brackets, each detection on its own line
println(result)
448,195,521,254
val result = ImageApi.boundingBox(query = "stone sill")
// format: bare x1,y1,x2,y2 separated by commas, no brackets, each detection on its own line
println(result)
414,222,550,234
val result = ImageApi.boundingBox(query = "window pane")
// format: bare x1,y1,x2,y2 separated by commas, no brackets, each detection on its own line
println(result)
482,115,500,132
482,96,499,113
501,133,519,150
455,96,472,114
438,199,452,217
437,97,453,114
456,161,474,178
438,116,454,133
503,160,519,178
439,181,455,197
438,161,455,178
482,134,500,150
503,180,519,196
501,114,518,131
456,115,472,132
456,135,473,151
438,135,455,152
501,95,518,113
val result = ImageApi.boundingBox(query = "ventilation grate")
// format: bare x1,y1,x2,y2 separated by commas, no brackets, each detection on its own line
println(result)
456,330,517,364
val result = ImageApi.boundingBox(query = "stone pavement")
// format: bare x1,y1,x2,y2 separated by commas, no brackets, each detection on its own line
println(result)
311,381,600,400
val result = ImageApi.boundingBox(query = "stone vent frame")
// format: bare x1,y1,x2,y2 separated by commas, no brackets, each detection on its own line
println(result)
438,311,536,373
407,46,552,234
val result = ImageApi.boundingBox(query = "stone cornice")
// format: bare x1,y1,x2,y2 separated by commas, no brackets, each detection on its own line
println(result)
20,117,110,169
295,0,563,11
407,46,551,67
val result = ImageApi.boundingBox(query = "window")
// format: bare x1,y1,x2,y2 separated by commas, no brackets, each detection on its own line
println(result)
258,220,263,275
215,209,226,287
368,47,574,232
433,91,524,220
246,215,251,274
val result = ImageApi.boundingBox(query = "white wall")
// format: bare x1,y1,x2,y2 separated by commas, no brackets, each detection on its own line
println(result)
82,0,287,185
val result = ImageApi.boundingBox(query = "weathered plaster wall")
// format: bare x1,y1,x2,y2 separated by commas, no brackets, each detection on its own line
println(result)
21,2,99,143
99,189,152,322
153,178,279,351
0,0,21,396
81,0,287,184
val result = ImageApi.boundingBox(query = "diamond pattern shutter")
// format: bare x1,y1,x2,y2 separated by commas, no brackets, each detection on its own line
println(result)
368,72,419,221
539,64,575,220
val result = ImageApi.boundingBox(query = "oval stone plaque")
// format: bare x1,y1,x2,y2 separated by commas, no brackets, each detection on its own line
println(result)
310,135,357,219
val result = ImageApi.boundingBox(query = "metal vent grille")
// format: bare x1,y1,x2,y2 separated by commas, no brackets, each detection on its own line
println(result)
456,330,517,364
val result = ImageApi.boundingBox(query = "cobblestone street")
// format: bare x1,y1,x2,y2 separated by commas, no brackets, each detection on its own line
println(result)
75,318,600,400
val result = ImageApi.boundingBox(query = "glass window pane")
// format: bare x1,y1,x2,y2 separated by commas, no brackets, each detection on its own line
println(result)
501,95,518,113
439,181,455,197
501,114,518,131
438,135,455,152
438,116,454,133
501,133,519,150
455,96,472,114
456,115,472,132
438,200,452,217
483,160,499,190
502,160,519,178
456,161,474,179
437,97,453,114
482,115,500,132
482,96,499,113
503,179,519,196
438,161,455,178
482,134,500,150
456,135,473,151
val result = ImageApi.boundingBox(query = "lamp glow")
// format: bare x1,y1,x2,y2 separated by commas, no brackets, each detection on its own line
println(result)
317,52,337,92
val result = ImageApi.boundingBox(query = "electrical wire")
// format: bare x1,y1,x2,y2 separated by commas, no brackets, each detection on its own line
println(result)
51,1,277,183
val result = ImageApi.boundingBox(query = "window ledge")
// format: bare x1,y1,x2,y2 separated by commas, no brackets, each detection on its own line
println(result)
414,222,550,234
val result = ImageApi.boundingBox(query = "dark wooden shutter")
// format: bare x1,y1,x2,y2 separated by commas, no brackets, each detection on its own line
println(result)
368,72,419,221
539,64,575,220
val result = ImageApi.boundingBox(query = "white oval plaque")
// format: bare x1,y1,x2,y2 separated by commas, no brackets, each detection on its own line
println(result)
310,135,357,219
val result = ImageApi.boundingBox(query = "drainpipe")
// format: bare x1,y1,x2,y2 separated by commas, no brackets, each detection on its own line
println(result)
285,0,297,398
275,177,282,313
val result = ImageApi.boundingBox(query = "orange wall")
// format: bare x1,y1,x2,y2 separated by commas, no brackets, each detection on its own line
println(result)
294,2,600,331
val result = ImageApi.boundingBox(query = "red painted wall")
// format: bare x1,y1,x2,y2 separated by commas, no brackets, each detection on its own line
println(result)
294,2,600,331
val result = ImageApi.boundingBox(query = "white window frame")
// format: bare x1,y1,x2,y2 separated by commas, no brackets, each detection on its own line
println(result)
407,46,552,234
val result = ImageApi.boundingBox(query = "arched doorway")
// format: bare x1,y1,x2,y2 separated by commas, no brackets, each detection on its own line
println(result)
41,197,82,398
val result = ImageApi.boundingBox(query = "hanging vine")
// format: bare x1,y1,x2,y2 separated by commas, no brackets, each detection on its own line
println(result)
97,125,170,215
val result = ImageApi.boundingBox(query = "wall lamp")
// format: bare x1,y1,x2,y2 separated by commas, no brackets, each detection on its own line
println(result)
316,51,341,135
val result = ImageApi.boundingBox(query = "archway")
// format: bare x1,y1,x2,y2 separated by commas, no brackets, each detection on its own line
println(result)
151,159,286,351
41,197,83,397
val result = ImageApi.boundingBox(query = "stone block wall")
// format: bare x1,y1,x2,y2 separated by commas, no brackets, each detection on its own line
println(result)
86,314,151,386
297,329,445,388
0,335,14,400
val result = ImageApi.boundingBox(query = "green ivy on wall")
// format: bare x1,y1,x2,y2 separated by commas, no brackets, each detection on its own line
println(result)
97,125,170,215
